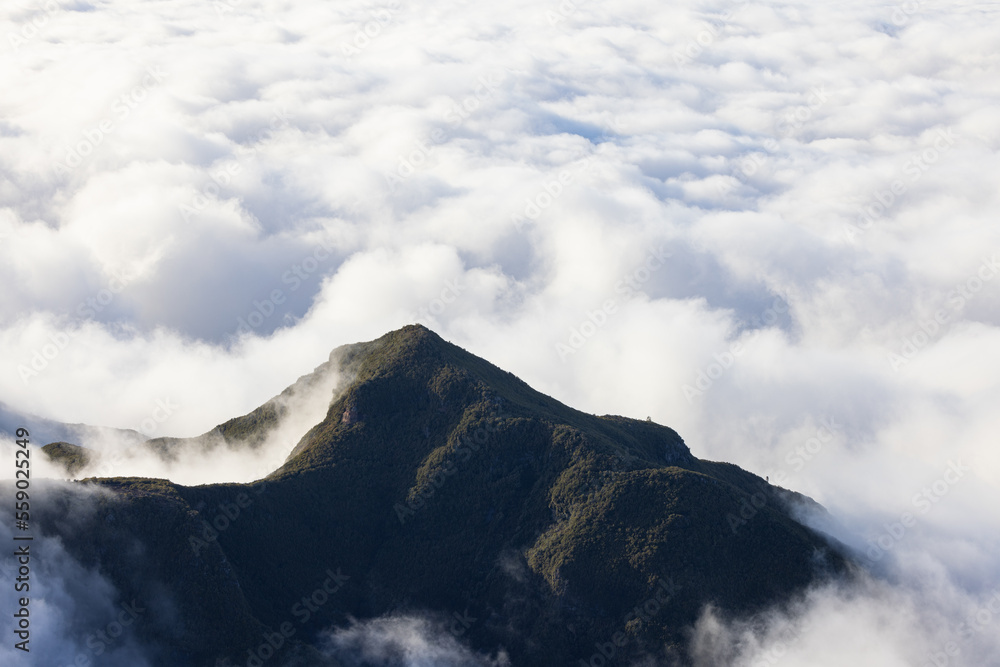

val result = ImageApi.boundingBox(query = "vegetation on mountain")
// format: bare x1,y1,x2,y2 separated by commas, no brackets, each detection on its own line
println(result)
41,441,92,476
38,325,852,666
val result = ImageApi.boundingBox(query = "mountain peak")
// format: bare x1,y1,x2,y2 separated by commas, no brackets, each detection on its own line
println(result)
282,324,692,474
316,323,459,389
37,326,853,666
366,322,442,354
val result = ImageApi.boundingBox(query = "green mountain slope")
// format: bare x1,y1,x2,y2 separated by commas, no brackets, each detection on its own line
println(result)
38,325,853,666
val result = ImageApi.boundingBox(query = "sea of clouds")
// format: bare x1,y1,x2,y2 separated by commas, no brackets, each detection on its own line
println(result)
2,0,999,664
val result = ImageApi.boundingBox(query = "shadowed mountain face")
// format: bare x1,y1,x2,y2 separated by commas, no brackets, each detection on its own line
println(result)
39,325,852,666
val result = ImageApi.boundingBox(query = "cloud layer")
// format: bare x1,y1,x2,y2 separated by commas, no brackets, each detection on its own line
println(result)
2,0,1000,663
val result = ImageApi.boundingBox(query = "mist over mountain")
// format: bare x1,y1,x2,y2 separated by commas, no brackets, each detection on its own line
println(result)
2,0,999,664
0,401,145,452
24,325,853,666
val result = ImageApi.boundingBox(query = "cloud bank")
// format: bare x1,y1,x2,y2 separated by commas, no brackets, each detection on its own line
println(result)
2,0,999,663
34,350,349,485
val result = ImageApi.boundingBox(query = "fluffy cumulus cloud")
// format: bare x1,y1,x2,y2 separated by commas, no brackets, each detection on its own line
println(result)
689,574,1000,667
2,0,1000,662
323,615,510,666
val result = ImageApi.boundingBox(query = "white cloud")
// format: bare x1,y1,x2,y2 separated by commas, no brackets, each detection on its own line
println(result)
1,0,999,662
323,615,510,667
